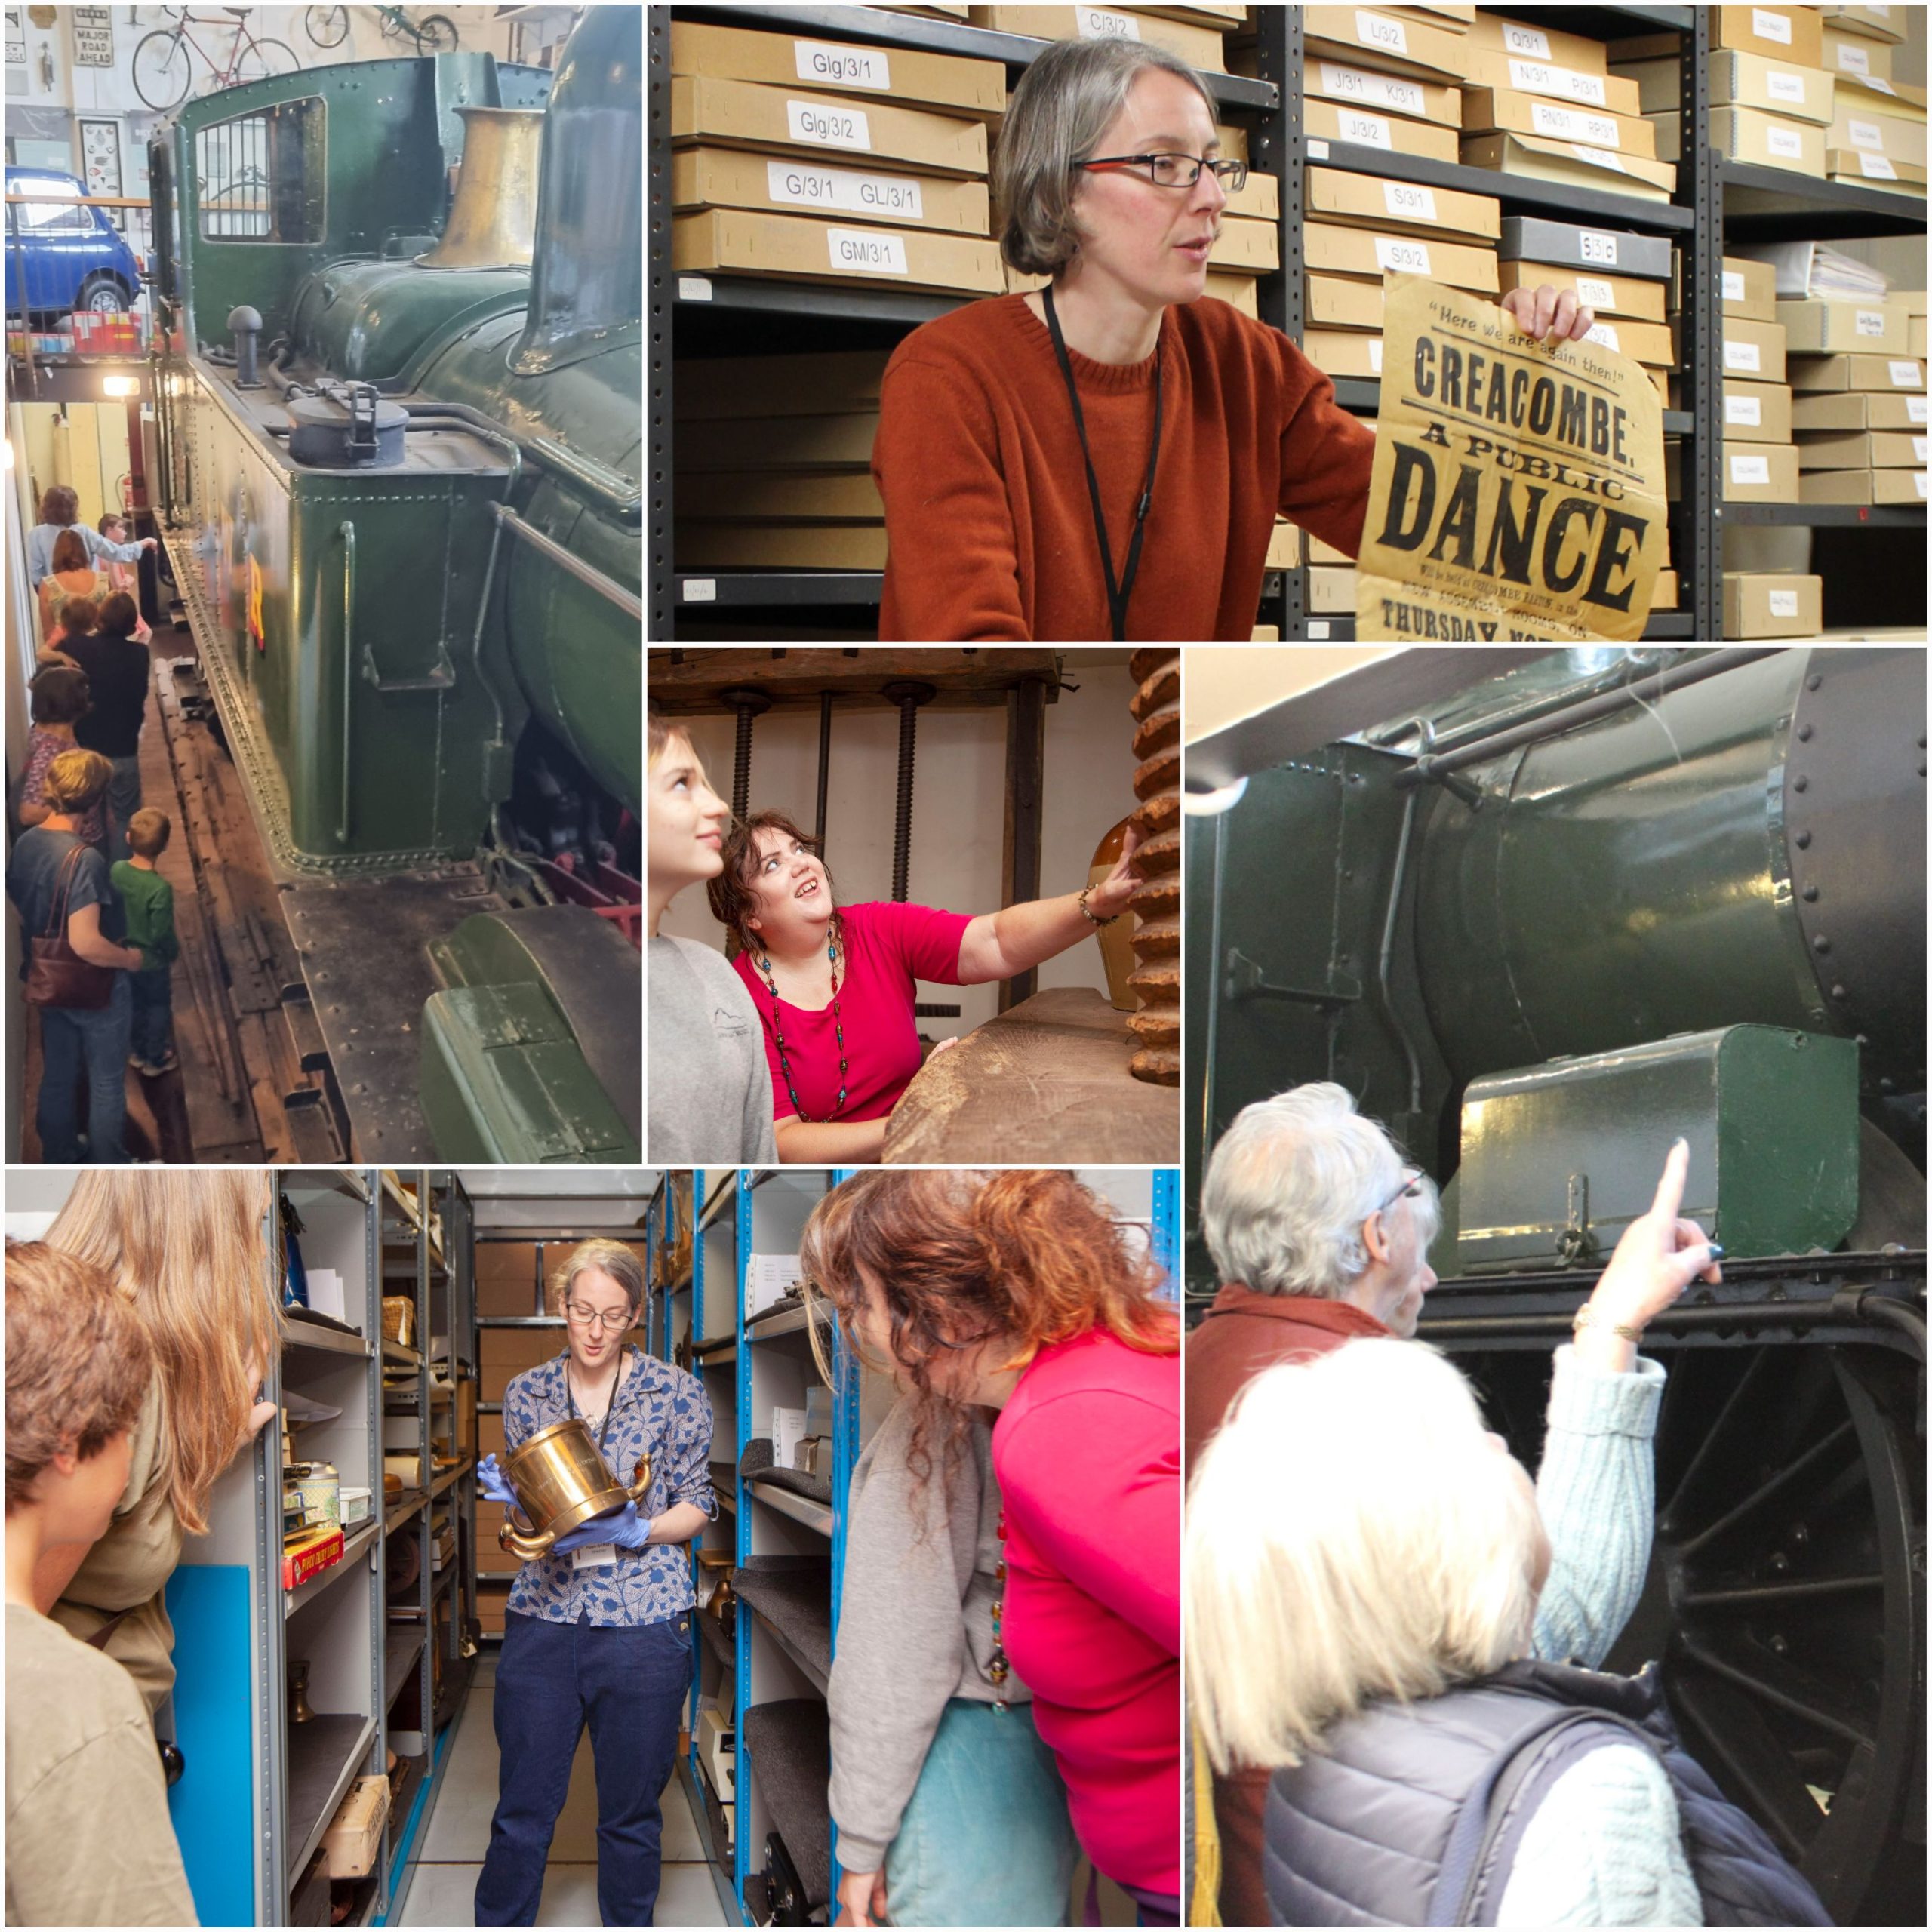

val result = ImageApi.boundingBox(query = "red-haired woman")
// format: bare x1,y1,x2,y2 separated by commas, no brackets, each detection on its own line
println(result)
804,1168,1180,1926
709,813,1142,1164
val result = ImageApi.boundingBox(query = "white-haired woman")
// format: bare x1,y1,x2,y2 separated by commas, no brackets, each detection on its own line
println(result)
872,36,1598,642
1188,1331,1832,1927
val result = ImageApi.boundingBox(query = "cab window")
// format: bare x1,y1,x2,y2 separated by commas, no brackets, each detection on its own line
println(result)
196,97,325,242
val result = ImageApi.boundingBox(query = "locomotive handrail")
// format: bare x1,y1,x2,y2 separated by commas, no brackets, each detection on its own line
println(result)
337,520,355,846
489,502,641,623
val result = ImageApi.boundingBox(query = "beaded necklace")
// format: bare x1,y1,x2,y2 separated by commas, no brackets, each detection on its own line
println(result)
990,1507,1010,1711
755,915,849,1121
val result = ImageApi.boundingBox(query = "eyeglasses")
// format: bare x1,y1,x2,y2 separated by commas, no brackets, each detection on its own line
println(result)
1375,1167,1425,1217
1077,152,1248,191
565,1303,628,1335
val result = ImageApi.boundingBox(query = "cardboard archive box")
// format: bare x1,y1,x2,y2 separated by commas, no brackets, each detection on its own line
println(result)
1792,387,1930,430
1305,223,1499,294
1724,441,1802,501
674,208,1004,296
1722,256,1779,320
1711,106,1829,175
677,471,884,519
1709,50,1836,125
1798,468,1929,503
1777,297,1909,356
1795,428,1929,468
676,349,888,420
1787,353,1924,392
1302,328,1387,378
1204,272,1259,317
1460,89,1659,158
1307,565,1357,613
1459,133,1677,202
1461,50,1640,115
1723,380,1795,441
965,7,1229,71
1307,168,1500,239
1497,260,1666,321
1724,572,1823,639
1303,94,1460,162
1828,151,1927,192
1712,8,1825,69
1830,106,1929,165
1301,7,1469,81
669,75,988,177
1820,5,1907,42
1308,276,1389,331
679,411,881,470
1498,217,1673,281
678,524,889,569
475,1241,541,1318
672,149,992,234
1823,26,1892,82
1303,60,1462,130
475,1500,521,1574
669,20,1005,120
1724,317,1789,383
479,1325,565,1405
1465,10,1609,75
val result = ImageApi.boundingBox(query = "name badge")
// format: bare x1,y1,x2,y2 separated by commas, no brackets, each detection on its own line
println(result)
574,1543,617,1571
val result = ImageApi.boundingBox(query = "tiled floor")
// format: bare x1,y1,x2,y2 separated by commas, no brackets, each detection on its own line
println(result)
397,1656,730,1927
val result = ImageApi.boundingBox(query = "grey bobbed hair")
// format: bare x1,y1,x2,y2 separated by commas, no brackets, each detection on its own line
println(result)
994,34,1219,277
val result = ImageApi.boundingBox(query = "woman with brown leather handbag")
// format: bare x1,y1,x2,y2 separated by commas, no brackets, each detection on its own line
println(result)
5,748,144,1161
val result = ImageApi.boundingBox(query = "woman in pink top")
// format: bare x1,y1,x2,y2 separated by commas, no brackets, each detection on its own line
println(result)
709,811,1142,1163
801,1167,1182,1921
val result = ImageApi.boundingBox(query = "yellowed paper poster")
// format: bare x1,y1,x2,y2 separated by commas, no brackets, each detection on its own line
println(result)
1356,275,1666,642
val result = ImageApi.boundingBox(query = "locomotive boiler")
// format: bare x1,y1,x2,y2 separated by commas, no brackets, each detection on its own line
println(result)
146,5,640,1161
1187,647,1924,1926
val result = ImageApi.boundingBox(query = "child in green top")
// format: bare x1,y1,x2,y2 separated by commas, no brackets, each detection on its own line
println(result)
112,808,178,1077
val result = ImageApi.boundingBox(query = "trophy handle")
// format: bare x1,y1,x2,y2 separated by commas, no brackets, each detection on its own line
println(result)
499,1503,555,1564
626,1451,654,1506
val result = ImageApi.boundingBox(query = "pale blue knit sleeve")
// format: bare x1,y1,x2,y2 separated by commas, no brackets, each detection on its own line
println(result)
1531,1344,1666,1669
1497,1744,1702,1927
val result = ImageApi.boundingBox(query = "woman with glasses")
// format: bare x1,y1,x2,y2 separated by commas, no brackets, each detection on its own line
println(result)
474,1241,715,1927
872,35,1598,641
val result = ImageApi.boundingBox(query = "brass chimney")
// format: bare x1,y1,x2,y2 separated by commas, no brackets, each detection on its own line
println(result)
417,106,544,271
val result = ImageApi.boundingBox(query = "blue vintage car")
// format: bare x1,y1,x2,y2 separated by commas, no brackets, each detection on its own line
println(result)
3,165,146,321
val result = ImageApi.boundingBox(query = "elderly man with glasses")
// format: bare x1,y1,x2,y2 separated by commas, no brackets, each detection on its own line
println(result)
1185,1083,1724,1927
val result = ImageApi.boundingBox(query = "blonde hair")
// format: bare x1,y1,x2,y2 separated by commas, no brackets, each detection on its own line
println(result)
46,1171,281,1535
548,1238,645,1324
1186,1340,1541,1775
44,747,112,815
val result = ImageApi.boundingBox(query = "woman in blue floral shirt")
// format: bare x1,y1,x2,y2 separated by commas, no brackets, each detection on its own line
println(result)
474,1239,715,1926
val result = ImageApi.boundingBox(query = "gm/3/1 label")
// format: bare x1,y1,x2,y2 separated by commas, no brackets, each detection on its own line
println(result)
768,159,924,222
827,226,909,276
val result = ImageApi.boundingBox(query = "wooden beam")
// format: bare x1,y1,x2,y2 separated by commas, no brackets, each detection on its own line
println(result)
999,675,1048,1013
649,648,1064,712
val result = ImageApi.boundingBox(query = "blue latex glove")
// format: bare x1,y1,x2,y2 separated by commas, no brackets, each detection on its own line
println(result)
552,1503,651,1555
476,1454,517,1506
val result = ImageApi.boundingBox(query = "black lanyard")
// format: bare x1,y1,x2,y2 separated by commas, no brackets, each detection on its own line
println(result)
565,1353,623,1454
1042,282,1164,644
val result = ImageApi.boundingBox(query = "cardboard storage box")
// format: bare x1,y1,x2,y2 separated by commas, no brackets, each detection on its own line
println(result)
1724,572,1823,638
1305,222,1498,294
681,410,880,470
672,147,991,233
1466,10,1608,75
321,1777,391,1881
478,1411,506,1466
1722,256,1779,320
1461,90,1657,158
1583,316,1675,368
1210,214,1279,275
1203,271,1258,317
1709,50,1836,125
477,1582,512,1635
1820,4,1906,43
1778,297,1908,356
669,75,989,178
1303,59,1462,129
966,7,1229,72
475,1500,522,1573
1796,428,1928,468
1792,387,1930,430
670,20,1005,120
1828,150,1928,190
678,523,888,569
1303,328,1386,378
1789,352,1924,392
1653,568,1680,608
1723,317,1789,382
678,469,884,518
1307,167,1500,239
1301,94,1456,162
1710,106,1829,175
1724,441,1802,500
1831,104,1927,165
1498,260,1665,321
1712,8,1825,69
1463,50,1639,115
675,208,1004,296
1723,380,1794,441
1264,520,1301,568
1798,467,1928,503
1223,167,1279,221
1301,7,1468,81
1459,133,1677,202
1308,275,1387,331
1823,26,1892,82
479,1325,564,1404
1308,565,1356,613
677,350,888,420
1499,216,1672,281
475,1243,540,1318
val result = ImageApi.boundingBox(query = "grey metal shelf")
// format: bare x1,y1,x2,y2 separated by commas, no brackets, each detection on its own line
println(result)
286,1714,378,1891
1721,503,1928,528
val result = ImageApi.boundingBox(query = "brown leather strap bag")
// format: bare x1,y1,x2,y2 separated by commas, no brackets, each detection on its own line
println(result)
25,840,115,1010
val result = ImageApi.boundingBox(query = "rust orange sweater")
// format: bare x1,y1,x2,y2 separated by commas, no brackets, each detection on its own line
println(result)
872,293,1377,641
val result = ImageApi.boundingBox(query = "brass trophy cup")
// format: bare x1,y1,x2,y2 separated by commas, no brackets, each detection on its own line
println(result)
499,1418,652,1561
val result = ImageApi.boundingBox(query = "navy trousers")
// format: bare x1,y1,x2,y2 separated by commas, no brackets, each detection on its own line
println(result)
475,1609,691,1926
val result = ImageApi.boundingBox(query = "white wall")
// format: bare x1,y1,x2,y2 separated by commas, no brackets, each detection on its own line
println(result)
657,657,1142,1038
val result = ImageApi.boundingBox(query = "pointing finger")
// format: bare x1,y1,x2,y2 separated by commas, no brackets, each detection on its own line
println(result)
1650,1137,1690,1225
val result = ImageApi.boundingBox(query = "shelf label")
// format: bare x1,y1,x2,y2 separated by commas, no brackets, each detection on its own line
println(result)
1847,118,1885,151
1374,235,1431,274
1076,7,1142,40
1382,179,1436,223
1579,230,1618,266
1867,76,1897,96
793,38,890,91
1583,320,1620,351
1509,58,1607,108
1307,620,1332,638
677,275,714,303
1769,589,1799,617
827,226,909,277
1764,125,1805,161
1367,337,1384,373
1318,62,1423,117
1500,22,1550,58
1855,309,1888,337
1858,152,1898,180
768,159,924,222
1889,361,1921,386
1355,9,1407,56
1577,276,1614,306
1571,143,1626,173
1764,69,1808,105
1730,454,1770,485
1915,435,1929,463
682,579,718,603
1722,269,1746,303
1309,137,1331,158
1916,472,1928,500
787,97,872,152
1908,396,1929,424
1726,392,1763,426
1338,108,1393,150
1752,8,1793,45
1534,100,1620,148
1725,339,1762,372
1834,41,1872,75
